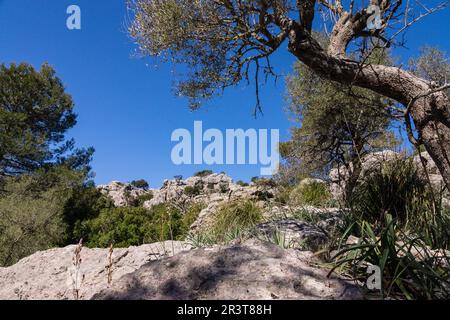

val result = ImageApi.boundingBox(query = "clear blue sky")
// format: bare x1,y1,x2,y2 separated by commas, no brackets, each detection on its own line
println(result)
0,1,448,187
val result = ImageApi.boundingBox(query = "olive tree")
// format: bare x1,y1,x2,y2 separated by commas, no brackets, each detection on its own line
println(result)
280,59,398,201
128,0,450,190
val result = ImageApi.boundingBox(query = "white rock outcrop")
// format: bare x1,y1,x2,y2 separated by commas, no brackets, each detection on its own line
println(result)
413,152,450,206
143,173,278,233
329,150,400,200
97,181,153,207
0,239,363,300
92,239,362,300
0,241,190,300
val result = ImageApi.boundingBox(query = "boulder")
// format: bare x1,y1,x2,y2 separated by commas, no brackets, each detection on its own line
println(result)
255,207,345,250
255,219,328,251
413,152,450,206
299,178,327,187
92,239,362,300
0,241,190,300
329,151,400,200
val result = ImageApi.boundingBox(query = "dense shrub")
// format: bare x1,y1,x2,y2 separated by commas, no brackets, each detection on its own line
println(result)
289,181,331,207
128,192,154,207
75,203,204,248
328,157,450,299
182,202,205,231
0,168,85,266
75,207,157,247
63,186,115,243
194,170,213,177
349,158,429,226
130,179,149,190
236,180,249,187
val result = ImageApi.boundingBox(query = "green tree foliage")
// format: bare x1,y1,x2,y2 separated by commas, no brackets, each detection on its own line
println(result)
280,58,398,201
128,192,154,207
63,185,115,243
0,167,85,266
0,63,93,178
127,1,450,194
194,170,213,177
130,179,149,190
409,47,450,87
0,63,98,265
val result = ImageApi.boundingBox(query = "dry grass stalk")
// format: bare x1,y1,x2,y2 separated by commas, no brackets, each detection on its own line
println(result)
107,243,114,285
71,239,84,300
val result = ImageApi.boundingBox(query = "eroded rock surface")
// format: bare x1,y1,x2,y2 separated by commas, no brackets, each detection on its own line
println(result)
0,241,190,300
0,240,362,300
97,181,153,207
93,239,362,300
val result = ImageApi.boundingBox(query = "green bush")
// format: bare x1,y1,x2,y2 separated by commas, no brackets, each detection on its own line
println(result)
236,180,249,187
130,179,149,190
75,207,152,247
63,185,115,243
0,168,84,266
350,158,429,226
182,202,205,231
289,181,331,207
327,158,450,299
194,170,213,177
128,192,154,207
75,203,204,248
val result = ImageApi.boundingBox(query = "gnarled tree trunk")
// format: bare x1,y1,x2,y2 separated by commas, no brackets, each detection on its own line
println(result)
284,22,450,192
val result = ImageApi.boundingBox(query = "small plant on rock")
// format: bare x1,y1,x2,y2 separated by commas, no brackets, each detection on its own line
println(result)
194,170,214,177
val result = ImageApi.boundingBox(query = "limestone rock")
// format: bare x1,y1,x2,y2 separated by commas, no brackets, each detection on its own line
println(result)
143,173,234,209
0,241,191,300
97,181,152,207
144,173,278,232
255,207,345,250
329,151,400,200
92,239,362,300
299,178,327,187
256,219,328,251
413,152,450,206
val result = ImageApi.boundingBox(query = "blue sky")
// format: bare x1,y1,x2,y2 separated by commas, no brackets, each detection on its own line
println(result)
0,1,449,187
